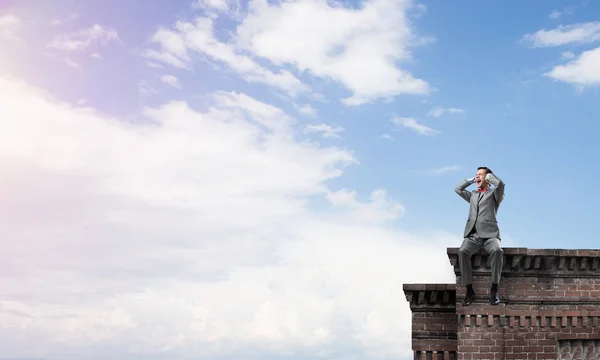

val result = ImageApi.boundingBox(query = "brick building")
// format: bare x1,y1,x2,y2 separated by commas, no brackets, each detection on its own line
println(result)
403,247,600,360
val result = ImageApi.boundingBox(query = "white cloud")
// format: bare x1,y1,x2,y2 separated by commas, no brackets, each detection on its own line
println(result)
522,22,600,47
138,80,159,94
545,46,600,87
0,75,457,359
548,6,574,20
426,107,445,118
144,18,309,97
146,61,164,68
48,24,120,51
380,134,394,140
430,165,460,175
561,51,575,59
64,57,81,69
0,14,21,42
42,52,82,70
160,75,182,89
50,13,80,26
426,106,464,118
236,0,431,105
304,123,344,139
195,0,231,12
147,0,432,105
549,10,562,19
298,103,317,117
143,48,190,69
193,0,242,19
91,53,102,59
524,22,600,87
392,116,439,136
326,188,404,223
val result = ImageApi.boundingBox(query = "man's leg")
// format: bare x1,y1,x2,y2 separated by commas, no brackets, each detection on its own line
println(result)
458,236,482,306
483,238,503,305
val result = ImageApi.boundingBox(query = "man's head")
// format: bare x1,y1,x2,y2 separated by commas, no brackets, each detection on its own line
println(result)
475,166,492,189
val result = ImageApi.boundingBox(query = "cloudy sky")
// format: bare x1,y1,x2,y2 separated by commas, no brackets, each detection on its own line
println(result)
2,0,600,359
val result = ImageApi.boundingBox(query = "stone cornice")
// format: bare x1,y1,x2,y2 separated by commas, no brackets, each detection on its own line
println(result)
447,247,600,278
403,284,456,312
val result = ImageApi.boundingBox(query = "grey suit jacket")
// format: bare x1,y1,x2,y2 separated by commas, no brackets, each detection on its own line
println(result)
454,173,505,239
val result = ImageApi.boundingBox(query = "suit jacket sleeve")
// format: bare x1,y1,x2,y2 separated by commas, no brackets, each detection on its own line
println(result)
454,178,474,203
486,173,505,204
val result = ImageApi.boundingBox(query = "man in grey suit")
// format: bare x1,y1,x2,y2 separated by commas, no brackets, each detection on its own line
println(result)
455,166,505,306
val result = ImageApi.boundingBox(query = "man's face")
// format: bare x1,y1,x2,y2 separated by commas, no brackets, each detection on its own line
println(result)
475,169,488,189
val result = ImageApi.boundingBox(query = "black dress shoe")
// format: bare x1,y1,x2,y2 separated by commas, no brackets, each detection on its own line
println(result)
490,291,500,305
462,292,475,306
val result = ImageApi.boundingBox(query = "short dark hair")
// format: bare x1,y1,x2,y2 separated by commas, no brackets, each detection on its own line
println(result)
477,166,493,174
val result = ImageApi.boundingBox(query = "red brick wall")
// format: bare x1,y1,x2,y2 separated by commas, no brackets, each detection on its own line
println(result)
404,248,600,360
457,304,600,359
404,284,457,359
455,274,600,304
412,311,458,352
414,350,458,360
449,248,600,360
558,339,600,360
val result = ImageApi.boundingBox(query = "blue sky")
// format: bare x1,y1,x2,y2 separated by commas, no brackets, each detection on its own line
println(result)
1,0,600,359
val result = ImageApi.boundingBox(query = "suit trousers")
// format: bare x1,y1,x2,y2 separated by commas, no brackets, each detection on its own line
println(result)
458,234,504,285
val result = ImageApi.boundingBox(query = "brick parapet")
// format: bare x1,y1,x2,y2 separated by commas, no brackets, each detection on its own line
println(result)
404,248,600,360
454,275,600,305
404,284,458,358
456,304,600,329
456,315,600,360
447,247,600,279
448,247,600,306
414,350,458,360
404,284,457,312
